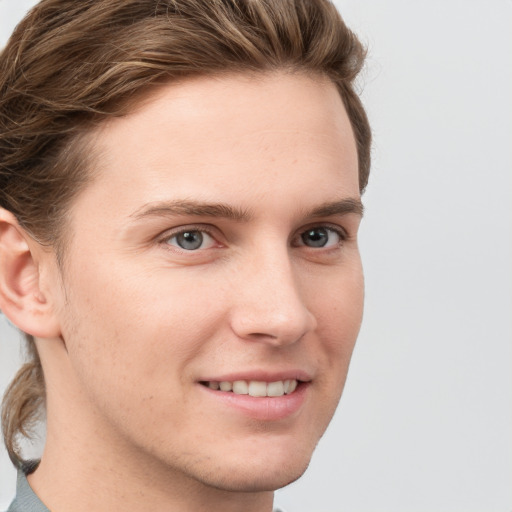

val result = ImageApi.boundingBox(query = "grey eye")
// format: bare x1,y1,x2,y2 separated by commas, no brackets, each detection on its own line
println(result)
168,230,216,251
300,227,341,248
176,231,203,250
301,228,328,247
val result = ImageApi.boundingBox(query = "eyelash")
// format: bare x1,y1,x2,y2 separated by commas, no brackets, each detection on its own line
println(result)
159,223,348,252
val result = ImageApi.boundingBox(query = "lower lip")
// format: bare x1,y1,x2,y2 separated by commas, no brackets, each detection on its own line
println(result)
198,382,309,421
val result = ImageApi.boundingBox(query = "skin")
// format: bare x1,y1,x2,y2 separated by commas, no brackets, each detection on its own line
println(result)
1,72,363,512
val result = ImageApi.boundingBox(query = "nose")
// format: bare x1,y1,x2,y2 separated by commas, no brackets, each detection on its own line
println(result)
229,250,317,347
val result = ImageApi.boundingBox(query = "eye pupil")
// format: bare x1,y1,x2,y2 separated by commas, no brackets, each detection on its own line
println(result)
302,228,328,247
177,231,203,250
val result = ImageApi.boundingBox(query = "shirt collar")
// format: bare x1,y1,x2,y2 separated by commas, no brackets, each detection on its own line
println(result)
7,461,49,512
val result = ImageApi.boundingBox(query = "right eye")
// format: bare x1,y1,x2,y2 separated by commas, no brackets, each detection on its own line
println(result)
166,229,217,251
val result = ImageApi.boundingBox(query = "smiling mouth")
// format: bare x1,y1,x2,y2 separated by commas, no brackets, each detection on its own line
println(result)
199,379,299,397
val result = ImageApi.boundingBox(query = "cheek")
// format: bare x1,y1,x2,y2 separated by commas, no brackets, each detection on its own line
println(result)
60,265,225,389
58,273,225,443
310,261,364,380
313,257,364,332
300,267,363,447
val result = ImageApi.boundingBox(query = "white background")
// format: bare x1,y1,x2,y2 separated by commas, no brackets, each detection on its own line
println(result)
1,1,511,511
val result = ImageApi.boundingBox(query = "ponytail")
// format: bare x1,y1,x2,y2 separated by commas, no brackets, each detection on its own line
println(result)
1,335,45,467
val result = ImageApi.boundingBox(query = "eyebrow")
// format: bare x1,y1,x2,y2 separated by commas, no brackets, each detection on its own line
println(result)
130,197,363,222
307,198,364,218
130,200,251,222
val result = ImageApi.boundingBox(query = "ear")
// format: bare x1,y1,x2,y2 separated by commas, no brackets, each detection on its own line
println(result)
0,208,61,338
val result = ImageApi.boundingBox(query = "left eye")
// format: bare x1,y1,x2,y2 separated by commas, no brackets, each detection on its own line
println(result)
167,230,216,251
299,227,342,248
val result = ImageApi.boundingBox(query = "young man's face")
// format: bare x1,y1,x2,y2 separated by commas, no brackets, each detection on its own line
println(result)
45,72,363,492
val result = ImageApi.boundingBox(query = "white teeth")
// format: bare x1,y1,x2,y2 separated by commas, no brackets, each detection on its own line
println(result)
219,381,232,392
267,381,285,397
232,380,248,395
206,379,299,397
248,381,267,397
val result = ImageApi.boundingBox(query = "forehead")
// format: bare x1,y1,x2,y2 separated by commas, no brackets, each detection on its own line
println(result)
78,72,359,220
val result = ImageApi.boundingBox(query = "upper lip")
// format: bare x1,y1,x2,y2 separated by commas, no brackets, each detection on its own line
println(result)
198,370,313,383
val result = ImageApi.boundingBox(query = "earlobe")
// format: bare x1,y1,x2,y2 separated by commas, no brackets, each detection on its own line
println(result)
0,208,61,338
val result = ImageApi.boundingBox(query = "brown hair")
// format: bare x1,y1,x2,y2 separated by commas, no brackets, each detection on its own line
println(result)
0,0,371,467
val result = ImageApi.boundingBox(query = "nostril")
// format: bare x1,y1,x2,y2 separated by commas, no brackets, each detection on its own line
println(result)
246,332,277,340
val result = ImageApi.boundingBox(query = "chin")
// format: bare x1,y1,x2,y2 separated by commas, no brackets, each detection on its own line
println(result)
188,439,317,493
202,457,311,493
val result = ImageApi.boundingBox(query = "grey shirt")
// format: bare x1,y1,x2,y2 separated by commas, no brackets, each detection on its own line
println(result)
6,462,49,512
6,462,286,512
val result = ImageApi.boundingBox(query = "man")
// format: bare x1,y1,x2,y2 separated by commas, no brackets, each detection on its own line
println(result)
0,1,371,511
